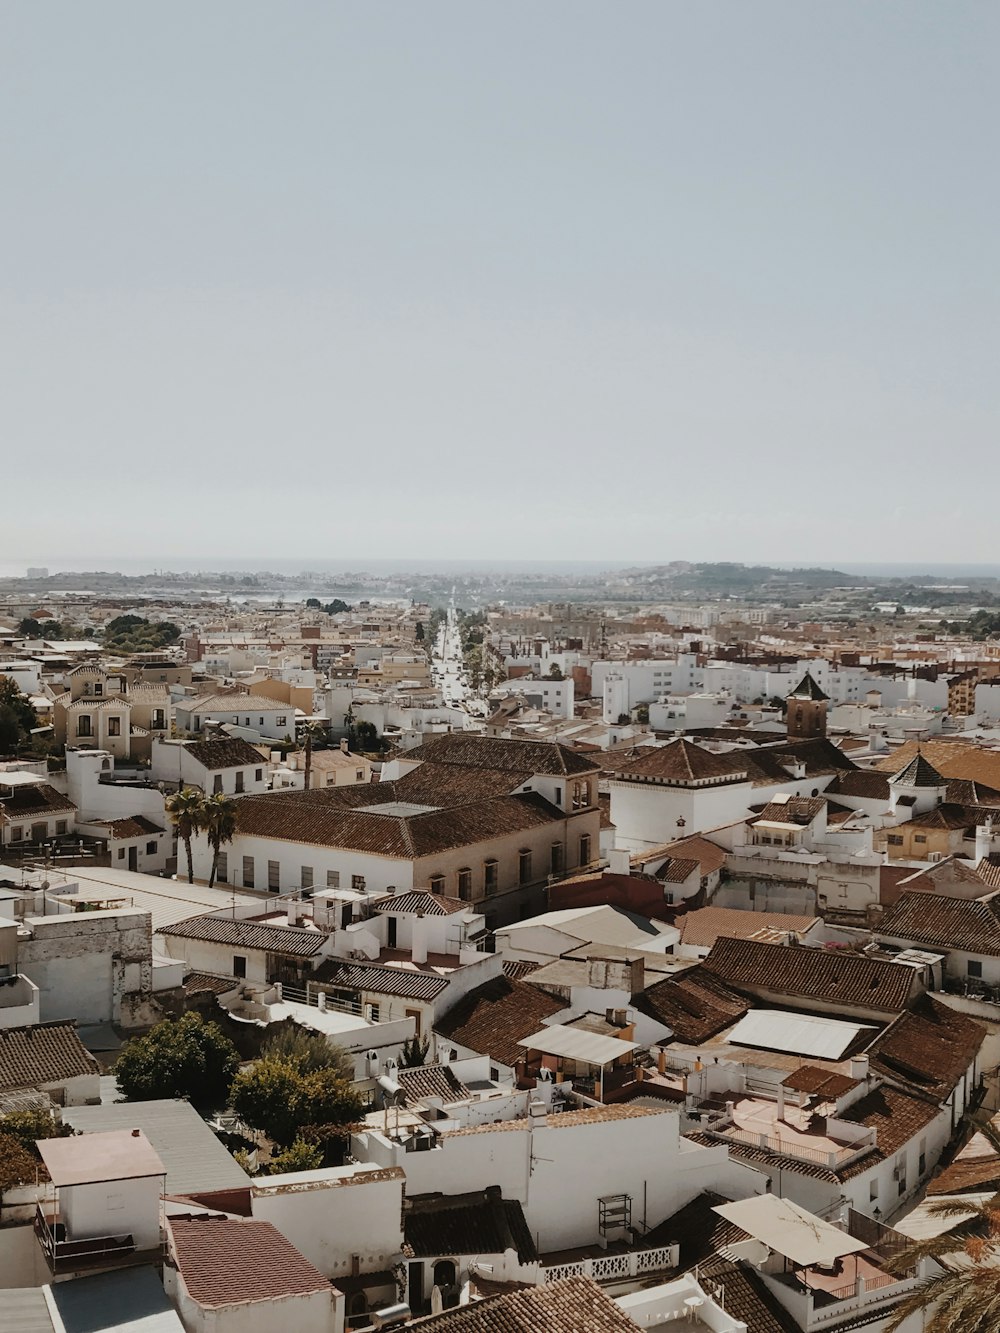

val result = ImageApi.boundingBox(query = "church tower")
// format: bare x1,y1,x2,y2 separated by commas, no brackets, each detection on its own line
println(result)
786,671,829,740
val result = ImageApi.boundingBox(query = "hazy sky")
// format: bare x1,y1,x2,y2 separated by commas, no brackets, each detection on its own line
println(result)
2,2,997,568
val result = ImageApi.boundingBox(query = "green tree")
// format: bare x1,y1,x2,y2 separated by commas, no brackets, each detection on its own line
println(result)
17,618,43,638
0,1106,72,1152
414,621,425,642
115,1013,240,1107
202,792,238,889
0,1132,38,1200
260,1028,354,1080
0,678,38,752
265,1137,323,1175
231,1059,302,1145
165,786,206,884
399,1034,430,1068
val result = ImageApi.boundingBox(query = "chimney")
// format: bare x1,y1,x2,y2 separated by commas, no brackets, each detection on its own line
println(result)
411,915,428,965
340,737,349,753
976,817,993,864
608,848,631,875
850,1054,869,1081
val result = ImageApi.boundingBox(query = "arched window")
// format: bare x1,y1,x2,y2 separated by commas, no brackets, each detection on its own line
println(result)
433,1259,457,1289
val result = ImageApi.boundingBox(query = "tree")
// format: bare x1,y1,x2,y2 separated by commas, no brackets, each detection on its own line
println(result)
885,1122,1000,1332
0,1132,38,1199
399,1035,430,1068
202,792,238,889
165,787,206,884
115,1013,240,1107
0,1106,72,1152
17,618,43,638
265,1137,323,1175
0,678,38,754
261,1027,354,1080
414,621,425,642
231,1055,364,1147
298,720,328,791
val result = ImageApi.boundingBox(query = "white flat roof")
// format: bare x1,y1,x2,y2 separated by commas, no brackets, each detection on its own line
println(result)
713,1196,868,1268
49,866,260,932
727,1009,876,1060
517,1024,638,1066
38,1129,165,1187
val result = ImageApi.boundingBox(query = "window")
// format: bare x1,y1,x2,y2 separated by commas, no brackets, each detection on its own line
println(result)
77,716,92,737
255,768,263,782
914,834,926,844
968,960,984,979
572,781,588,810
579,833,592,865
217,852,228,883
301,866,314,890
117,847,125,859
484,859,498,894
870,1179,879,1201
258,718,264,727
554,786,563,806
213,774,223,794
519,849,532,885
405,1007,422,1038
10,826,21,842
366,1002,380,1022
429,874,445,895
276,716,287,727
457,868,472,901
550,842,564,875
233,955,247,979
341,904,353,928
351,874,366,891
242,856,255,888
326,870,340,889
146,840,157,855
268,860,280,891
107,716,121,736
235,771,246,794
887,835,904,846
356,769,364,781
919,1138,927,1175
152,709,165,728
55,820,67,836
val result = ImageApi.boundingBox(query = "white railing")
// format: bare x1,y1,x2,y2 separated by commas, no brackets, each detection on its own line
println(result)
542,1245,677,1285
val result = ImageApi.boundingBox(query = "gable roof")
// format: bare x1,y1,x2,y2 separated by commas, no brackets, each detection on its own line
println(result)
175,692,290,714
702,936,918,1014
435,977,564,1066
371,889,470,916
878,890,1000,956
312,960,450,1002
0,1022,98,1092
158,916,325,958
408,1274,639,1332
413,733,599,777
634,967,750,1044
0,781,76,824
866,995,985,1101
679,907,817,950
397,1064,471,1105
183,737,268,770
168,1216,329,1309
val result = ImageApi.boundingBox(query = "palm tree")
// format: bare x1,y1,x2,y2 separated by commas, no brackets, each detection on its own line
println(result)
885,1120,1000,1332
298,720,328,792
165,787,206,884
201,792,239,889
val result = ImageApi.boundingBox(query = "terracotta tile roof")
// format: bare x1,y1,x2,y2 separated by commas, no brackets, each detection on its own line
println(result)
228,785,563,858
501,960,539,981
825,771,892,801
683,1129,840,1183
782,1066,859,1098
656,856,701,884
0,1022,98,1092
632,834,728,876
946,779,1000,806
413,733,600,777
0,781,76,824
97,815,164,839
702,937,918,1014
891,751,947,788
606,738,749,785
313,960,450,1001
372,889,469,916
929,1151,1000,1195
679,907,817,950
642,1190,746,1265
183,737,268,770
434,977,566,1066
752,796,826,825
837,1084,942,1178
866,996,985,1101
403,1188,536,1264
878,891,1000,956
182,972,236,997
397,1064,471,1104
634,967,750,1044
177,692,290,714
906,803,982,831
158,916,324,958
407,1274,639,1331
977,857,1000,889
168,1216,330,1308
696,1255,801,1333
873,740,1000,791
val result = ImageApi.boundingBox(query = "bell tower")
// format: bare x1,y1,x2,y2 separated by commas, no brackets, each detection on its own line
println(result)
786,671,829,740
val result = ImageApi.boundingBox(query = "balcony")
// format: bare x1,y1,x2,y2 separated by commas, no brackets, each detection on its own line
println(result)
699,1095,876,1172
35,1204,145,1273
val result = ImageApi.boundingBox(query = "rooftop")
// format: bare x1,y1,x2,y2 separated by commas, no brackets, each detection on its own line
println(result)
168,1215,330,1309
37,1129,165,1188
0,1022,98,1092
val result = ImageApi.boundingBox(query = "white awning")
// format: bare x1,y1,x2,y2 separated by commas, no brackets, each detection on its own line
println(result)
517,1025,638,1066
713,1195,869,1268
727,1009,875,1060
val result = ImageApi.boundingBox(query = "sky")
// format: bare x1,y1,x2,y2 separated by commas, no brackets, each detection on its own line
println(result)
1,2,997,569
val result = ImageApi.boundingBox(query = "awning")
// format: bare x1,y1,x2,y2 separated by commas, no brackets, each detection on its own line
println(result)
713,1196,868,1268
517,1025,638,1066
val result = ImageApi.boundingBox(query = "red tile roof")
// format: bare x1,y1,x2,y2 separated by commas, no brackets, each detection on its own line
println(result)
408,1274,640,1331
679,907,817,950
435,977,564,1066
878,891,1000,957
169,1216,330,1309
0,1022,98,1092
